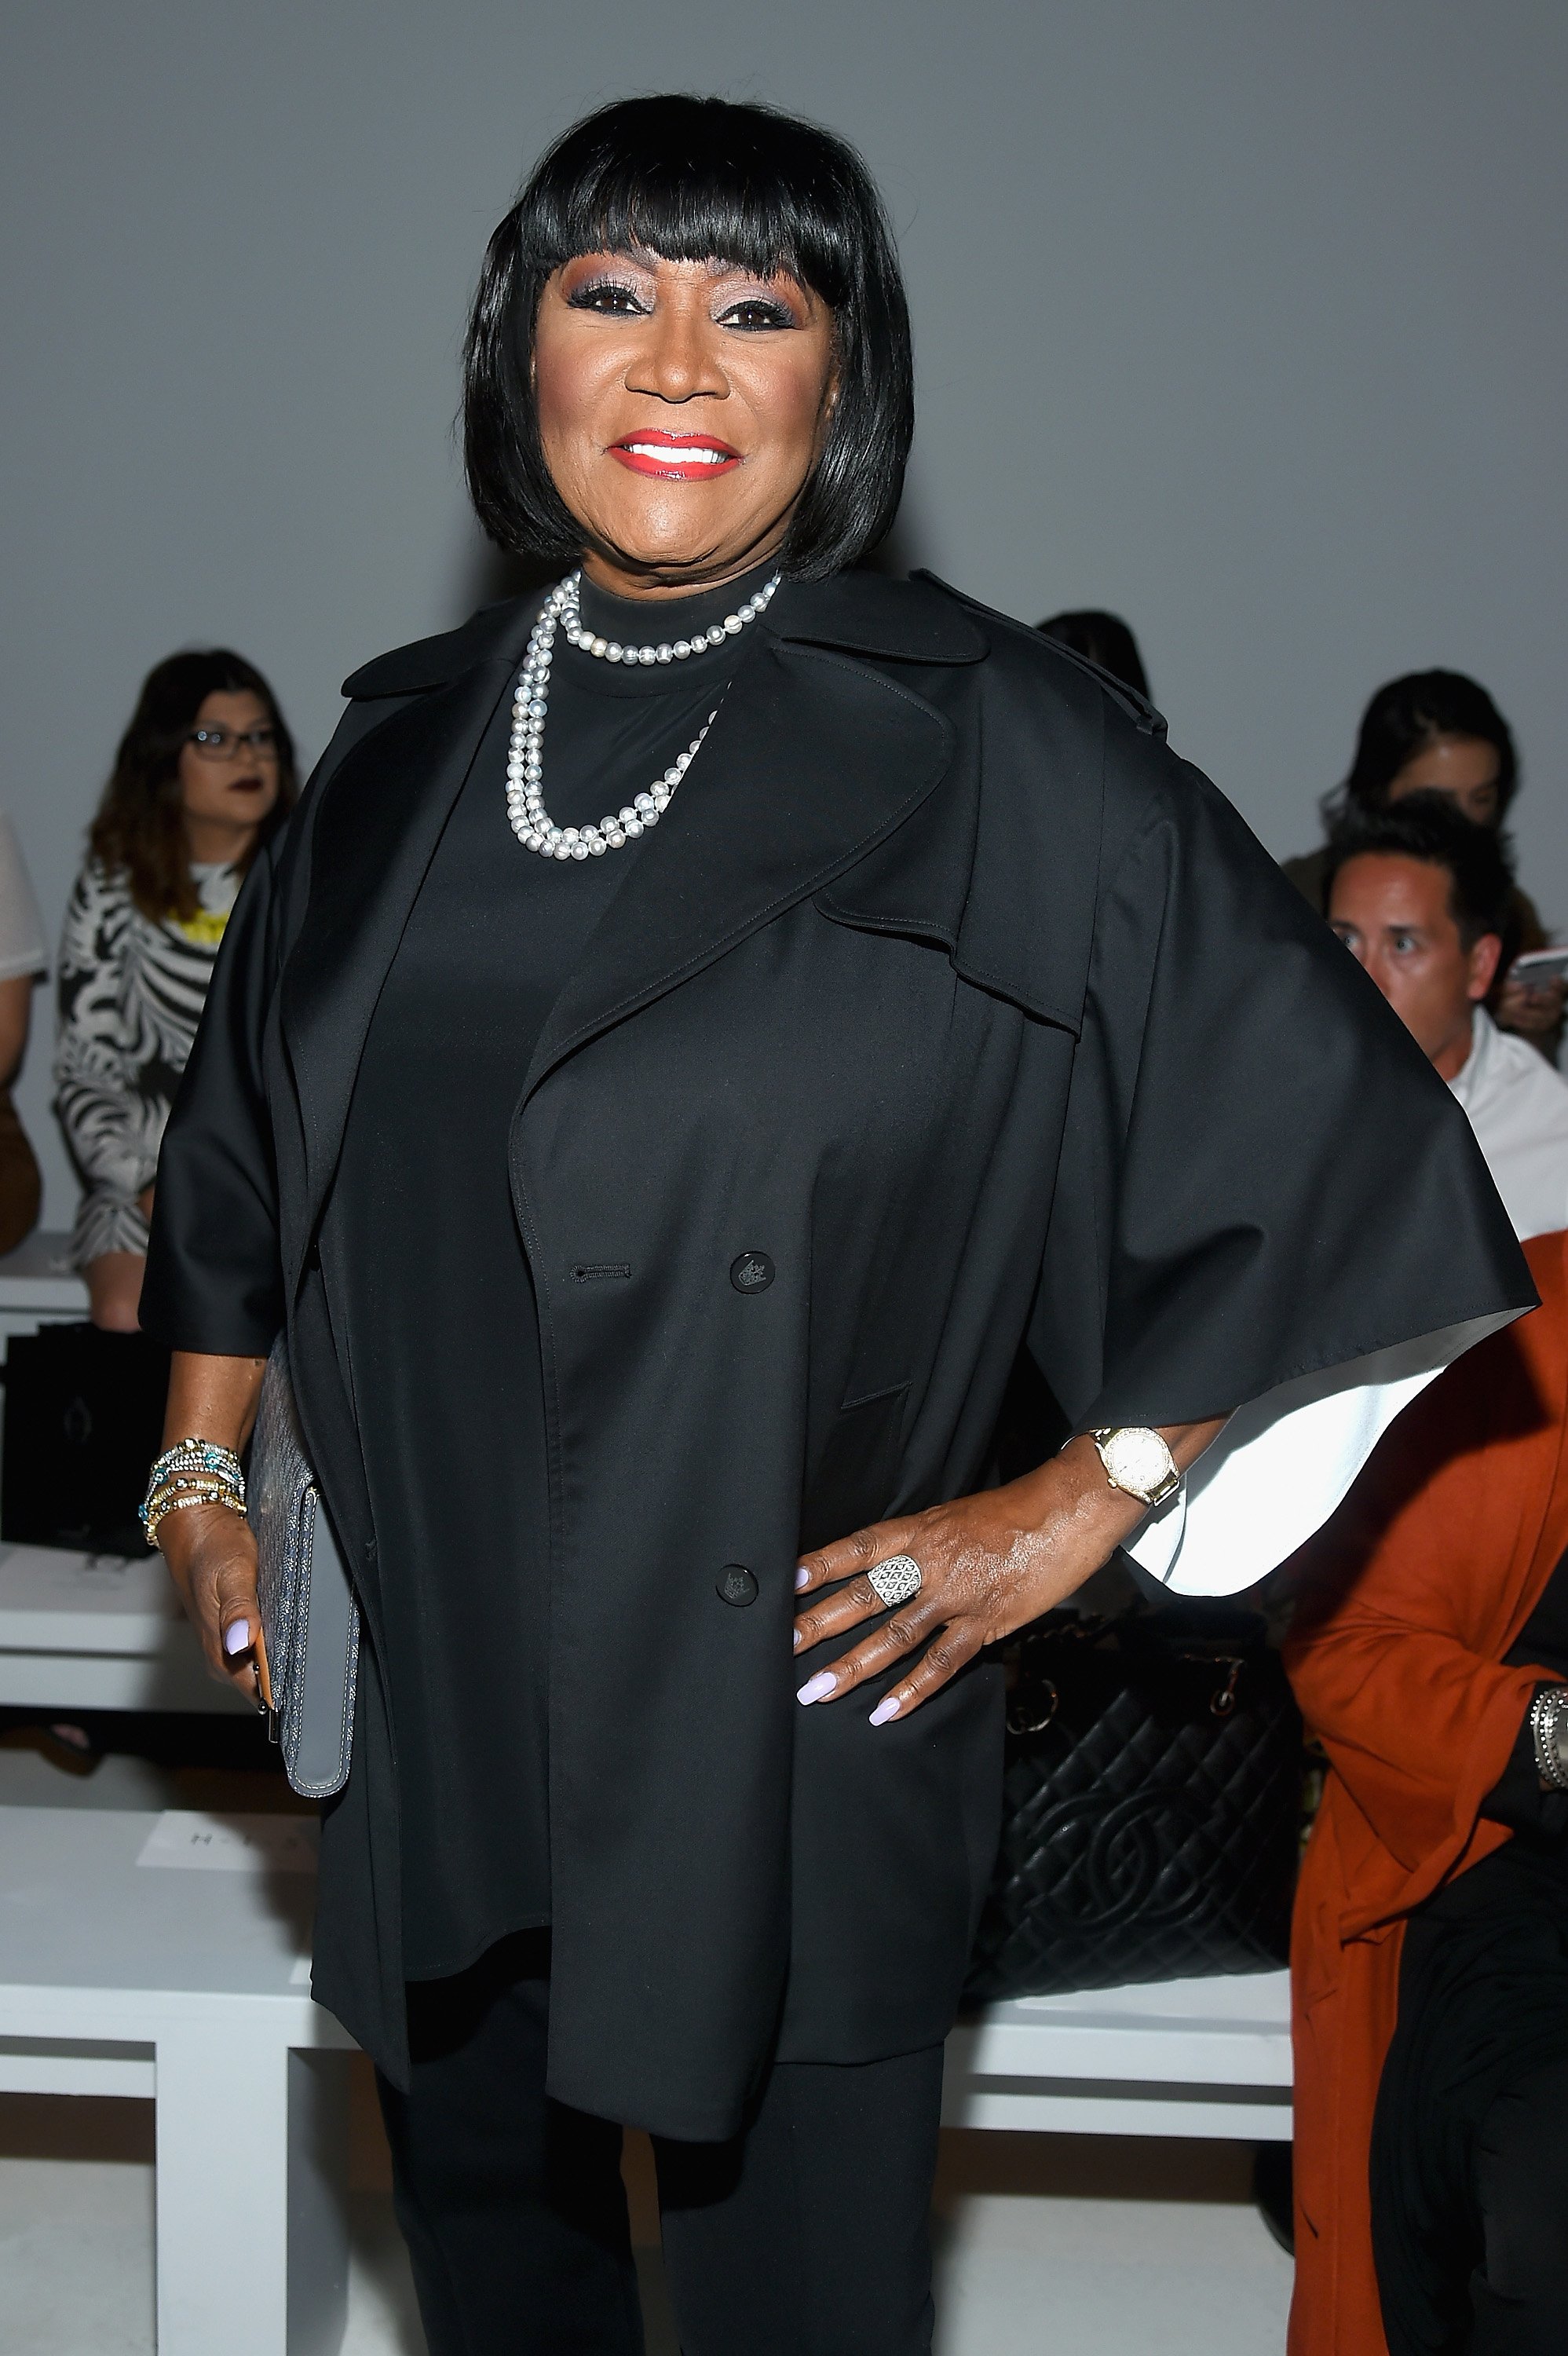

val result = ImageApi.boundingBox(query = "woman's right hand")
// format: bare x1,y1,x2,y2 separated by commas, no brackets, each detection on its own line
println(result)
1497,972,1568,1041
157,1502,270,1708
154,1351,272,1701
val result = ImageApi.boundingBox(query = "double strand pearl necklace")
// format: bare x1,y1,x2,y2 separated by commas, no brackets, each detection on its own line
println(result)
506,569,780,860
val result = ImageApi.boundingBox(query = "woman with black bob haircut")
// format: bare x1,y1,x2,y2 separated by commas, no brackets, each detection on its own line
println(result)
465,93,912,577
143,93,1526,2355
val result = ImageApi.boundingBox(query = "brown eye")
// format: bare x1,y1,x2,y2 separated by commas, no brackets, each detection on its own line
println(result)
719,296,795,331
568,279,647,316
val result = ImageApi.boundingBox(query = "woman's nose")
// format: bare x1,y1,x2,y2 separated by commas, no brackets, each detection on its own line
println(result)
627,305,727,405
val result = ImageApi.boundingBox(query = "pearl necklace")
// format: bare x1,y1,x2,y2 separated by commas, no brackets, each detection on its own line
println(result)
506,569,780,859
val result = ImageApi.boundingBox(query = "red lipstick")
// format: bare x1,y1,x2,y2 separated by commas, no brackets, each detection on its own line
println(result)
609,429,741,481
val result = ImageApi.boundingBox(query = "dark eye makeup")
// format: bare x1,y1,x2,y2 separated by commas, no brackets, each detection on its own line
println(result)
565,276,650,316
716,294,799,331
561,270,800,331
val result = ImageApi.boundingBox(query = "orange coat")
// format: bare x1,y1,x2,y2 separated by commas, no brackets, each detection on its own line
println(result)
1283,1230,1568,2356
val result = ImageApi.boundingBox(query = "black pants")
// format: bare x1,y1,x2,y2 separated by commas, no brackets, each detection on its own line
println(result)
1372,1845,1568,2354
378,1933,944,2356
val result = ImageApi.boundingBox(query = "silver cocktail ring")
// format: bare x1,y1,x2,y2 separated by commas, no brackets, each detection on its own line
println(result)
867,1555,923,1608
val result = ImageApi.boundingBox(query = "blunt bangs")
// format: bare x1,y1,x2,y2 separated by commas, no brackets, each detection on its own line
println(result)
462,95,913,579
524,117,858,310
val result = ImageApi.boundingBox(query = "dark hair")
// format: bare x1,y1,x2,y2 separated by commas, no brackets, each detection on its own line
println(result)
1036,610,1150,701
1327,669,1519,825
1325,789,1518,959
90,649,298,924
462,94,913,580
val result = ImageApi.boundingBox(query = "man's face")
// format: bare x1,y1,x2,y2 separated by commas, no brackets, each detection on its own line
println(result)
1329,852,1501,1081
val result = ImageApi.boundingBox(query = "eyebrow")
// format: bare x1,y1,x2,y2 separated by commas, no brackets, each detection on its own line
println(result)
568,248,799,285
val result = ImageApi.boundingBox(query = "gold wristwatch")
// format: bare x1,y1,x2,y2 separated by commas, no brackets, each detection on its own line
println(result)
1091,1427,1181,1508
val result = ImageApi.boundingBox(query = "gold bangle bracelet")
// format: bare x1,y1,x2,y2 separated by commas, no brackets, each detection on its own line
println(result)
143,1478,243,1526
145,1487,248,1550
145,1472,243,1502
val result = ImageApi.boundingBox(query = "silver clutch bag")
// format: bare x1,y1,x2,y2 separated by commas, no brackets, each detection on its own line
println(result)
250,1335,360,1799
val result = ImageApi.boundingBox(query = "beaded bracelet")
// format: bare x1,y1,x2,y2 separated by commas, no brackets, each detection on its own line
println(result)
144,1475,242,1522
142,1472,245,1524
142,1437,247,1549
144,1486,248,1550
143,1469,243,1512
1529,1686,1568,1793
148,1438,245,1491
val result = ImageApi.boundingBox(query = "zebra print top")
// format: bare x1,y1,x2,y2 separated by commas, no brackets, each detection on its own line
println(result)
54,858,239,1266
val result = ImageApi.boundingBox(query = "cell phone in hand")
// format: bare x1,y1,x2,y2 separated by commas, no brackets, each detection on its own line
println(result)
1509,948,1568,988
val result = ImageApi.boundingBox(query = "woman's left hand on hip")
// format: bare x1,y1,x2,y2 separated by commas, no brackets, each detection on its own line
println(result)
791,1421,1224,1724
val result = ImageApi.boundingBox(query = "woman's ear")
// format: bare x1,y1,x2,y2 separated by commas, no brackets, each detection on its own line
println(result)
816,363,840,445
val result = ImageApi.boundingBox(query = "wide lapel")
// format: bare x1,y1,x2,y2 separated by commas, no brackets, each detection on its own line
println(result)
280,639,525,1239
520,632,958,1104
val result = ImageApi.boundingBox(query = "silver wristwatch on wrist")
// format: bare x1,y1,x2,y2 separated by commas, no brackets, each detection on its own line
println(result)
1530,1685,1568,1794
1091,1426,1182,1509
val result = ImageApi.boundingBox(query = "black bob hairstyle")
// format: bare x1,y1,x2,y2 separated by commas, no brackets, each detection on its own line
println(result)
1325,669,1519,828
462,94,912,580
1324,789,1519,960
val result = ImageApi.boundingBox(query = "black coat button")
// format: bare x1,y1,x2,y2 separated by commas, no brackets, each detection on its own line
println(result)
729,1250,775,1293
717,1565,758,1607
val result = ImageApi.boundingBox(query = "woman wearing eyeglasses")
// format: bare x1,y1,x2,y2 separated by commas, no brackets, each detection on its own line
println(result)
54,651,296,1330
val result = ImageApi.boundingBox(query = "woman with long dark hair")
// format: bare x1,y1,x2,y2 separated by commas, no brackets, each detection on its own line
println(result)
140,97,1524,2354
55,649,295,1329
1285,669,1561,1049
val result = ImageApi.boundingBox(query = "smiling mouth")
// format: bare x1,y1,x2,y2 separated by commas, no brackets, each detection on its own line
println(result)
610,433,741,481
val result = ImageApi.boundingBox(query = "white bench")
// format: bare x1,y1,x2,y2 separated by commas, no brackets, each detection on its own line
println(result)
943,1969,1292,2139
0,1232,249,1715
0,1803,355,2356
0,1797,1290,2356
0,1541,249,1713
0,1227,89,1342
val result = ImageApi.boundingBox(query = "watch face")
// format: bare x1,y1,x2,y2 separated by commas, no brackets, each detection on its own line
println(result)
1102,1429,1175,1497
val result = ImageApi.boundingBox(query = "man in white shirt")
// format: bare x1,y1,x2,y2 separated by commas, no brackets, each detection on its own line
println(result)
1328,792,1568,1240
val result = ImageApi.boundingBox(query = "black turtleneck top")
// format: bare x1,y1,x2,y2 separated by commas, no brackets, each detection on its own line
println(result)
331,563,770,1977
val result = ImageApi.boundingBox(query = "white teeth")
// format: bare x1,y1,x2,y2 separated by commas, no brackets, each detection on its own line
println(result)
623,443,729,464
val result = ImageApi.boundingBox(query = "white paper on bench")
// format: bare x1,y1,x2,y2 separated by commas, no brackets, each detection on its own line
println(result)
135,1809,320,1873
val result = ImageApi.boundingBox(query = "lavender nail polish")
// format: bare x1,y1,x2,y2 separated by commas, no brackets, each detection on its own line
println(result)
796,1670,837,1706
222,1619,252,1656
795,1567,811,1591
868,1696,901,1726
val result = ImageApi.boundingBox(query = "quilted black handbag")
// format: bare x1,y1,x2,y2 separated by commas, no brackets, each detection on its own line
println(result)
963,1602,1303,2002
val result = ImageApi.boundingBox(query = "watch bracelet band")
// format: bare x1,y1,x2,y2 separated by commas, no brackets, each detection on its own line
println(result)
1529,1685,1568,1793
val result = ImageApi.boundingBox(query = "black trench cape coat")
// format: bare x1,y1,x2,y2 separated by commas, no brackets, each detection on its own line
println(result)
141,571,1529,2138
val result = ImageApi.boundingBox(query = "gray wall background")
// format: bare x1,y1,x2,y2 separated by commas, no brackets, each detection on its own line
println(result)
3,1,1565,1229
